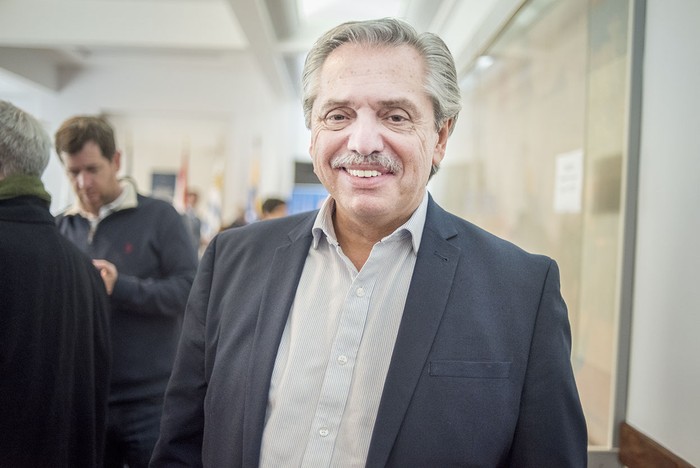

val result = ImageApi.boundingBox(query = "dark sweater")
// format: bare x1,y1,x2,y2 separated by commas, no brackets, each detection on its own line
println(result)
57,194,197,403
0,195,111,468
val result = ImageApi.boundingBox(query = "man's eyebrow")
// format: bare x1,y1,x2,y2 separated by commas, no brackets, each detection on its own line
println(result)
69,164,99,171
377,99,420,116
317,99,352,115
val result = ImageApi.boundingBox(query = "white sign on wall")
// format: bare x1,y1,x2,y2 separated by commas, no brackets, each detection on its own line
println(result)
553,149,584,214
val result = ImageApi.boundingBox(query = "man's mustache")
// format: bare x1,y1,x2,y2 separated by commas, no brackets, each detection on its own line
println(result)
330,152,402,174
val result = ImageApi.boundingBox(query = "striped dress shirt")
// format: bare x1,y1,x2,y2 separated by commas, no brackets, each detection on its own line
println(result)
259,191,428,467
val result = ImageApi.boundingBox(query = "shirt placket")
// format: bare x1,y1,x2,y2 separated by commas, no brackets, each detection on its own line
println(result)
300,244,385,467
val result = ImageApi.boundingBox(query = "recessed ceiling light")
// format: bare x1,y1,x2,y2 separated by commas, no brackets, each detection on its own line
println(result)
298,0,404,23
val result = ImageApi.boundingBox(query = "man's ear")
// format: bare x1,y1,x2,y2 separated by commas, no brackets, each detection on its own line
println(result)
432,119,453,166
112,150,122,171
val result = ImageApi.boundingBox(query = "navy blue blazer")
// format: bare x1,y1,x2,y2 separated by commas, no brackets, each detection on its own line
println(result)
151,197,587,467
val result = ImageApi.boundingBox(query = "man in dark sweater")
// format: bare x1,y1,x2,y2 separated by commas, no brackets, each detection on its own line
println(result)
0,100,111,467
54,116,197,468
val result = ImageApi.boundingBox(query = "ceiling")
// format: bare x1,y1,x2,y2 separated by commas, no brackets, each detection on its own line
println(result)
0,0,509,99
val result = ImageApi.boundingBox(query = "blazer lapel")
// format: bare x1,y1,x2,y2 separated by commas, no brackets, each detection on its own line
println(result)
366,198,461,467
241,215,315,467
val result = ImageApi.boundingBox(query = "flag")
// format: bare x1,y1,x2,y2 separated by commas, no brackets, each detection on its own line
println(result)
245,158,260,222
173,142,189,213
201,162,224,242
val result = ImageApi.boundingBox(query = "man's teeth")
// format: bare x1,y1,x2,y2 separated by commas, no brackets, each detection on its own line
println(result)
347,169,381,178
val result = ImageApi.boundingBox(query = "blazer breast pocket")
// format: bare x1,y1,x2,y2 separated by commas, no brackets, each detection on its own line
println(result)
429,360,511,379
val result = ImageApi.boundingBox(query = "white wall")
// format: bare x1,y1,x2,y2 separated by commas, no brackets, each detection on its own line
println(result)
626,0,700,464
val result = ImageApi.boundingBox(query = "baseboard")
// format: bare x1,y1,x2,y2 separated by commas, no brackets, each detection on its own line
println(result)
619,422,694,467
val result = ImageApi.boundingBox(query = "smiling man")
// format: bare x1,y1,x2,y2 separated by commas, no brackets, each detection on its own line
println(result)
152,18,587,467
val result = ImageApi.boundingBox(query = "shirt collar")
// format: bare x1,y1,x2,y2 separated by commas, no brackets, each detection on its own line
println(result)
311,190,429,254
65,179,138,219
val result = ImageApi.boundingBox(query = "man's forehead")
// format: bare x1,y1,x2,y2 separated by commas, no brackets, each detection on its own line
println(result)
63,149,109,166
316,44,426,90
322,43,423,73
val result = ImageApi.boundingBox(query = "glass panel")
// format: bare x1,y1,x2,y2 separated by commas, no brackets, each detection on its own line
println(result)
433,0,631,448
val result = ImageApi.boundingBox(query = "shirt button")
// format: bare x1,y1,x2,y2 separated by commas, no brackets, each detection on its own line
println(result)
356,287,365,297
319,427,329,437
337,355,348,365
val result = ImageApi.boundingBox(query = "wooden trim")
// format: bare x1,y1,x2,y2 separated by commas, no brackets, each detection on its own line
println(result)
619,422,694,467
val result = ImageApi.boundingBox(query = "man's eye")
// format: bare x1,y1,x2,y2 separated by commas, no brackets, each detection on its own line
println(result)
389,114,409,123
326,113,346,122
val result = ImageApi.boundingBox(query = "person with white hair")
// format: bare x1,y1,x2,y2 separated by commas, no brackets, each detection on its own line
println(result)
0,100,111,467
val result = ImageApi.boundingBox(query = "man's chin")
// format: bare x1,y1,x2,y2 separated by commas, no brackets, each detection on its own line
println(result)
80,197,99,211
345,198,394,219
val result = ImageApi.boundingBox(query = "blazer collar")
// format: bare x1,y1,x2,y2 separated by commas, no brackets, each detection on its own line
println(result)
242,211,316,467
366,196,461,467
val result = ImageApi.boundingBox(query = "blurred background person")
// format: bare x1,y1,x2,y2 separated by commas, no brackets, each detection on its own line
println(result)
0,100,111,467
260,197,288,220
182,188,203,255
54,116,197,468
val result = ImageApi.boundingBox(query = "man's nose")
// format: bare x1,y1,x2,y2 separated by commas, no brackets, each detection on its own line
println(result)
76,173,87,188
347,115,384,156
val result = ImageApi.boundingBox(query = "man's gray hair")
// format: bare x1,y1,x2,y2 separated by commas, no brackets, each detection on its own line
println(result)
301,17,462,136
0,100,51,178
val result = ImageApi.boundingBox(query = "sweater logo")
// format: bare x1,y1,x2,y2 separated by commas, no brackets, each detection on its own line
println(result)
124,242,134,254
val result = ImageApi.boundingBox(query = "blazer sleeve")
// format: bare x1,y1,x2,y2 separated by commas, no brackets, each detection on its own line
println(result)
150,239,215,467
508,259,588,466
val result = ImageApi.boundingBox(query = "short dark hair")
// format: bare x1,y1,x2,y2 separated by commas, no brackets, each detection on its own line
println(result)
54,116,117,161
261,198,286,215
